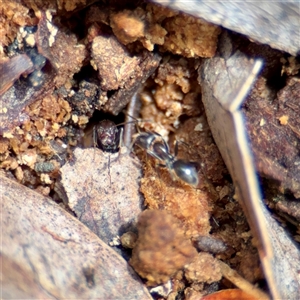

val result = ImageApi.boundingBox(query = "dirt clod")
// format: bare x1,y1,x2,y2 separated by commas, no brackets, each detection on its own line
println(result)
130,210,198,285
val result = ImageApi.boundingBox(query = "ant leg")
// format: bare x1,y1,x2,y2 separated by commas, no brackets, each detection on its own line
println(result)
174,140,179,157
93,126,97,161
174,139,192,157
108,154,112,186
157,162,176,182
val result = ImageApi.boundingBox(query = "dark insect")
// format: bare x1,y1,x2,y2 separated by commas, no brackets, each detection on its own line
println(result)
93,119,123,153
133,131,199,187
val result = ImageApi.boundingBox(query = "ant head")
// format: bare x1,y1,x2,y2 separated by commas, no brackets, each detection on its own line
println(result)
95,120,120,152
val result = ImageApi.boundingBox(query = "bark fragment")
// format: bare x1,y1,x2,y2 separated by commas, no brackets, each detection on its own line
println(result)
60,147,144,244
244,77,300,198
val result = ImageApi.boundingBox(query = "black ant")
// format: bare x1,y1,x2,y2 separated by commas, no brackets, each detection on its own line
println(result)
93,118,199,187
93,119,123,153
132,131,199,187
92,119,125,186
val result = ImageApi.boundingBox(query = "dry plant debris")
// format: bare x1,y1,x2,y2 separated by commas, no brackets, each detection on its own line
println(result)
1,0,299,298
90,29,162,115
60,147,143,244
217,260,269,300
1,174,152,299
91,35,146,91
244,76,300,198
199,32,300,298
161,14,221,58
200,289,264,300
0,54,33,95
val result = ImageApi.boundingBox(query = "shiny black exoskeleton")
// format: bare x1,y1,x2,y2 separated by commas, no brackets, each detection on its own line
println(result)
133,131,199,187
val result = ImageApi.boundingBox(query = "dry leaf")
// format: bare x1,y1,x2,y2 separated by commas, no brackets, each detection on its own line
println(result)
60,147,144,244
1,174,152,299
201,289,260,300
0,54,33,96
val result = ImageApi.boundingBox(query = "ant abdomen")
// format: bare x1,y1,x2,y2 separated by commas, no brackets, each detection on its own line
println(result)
173,160,199,187
132,127,200,187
